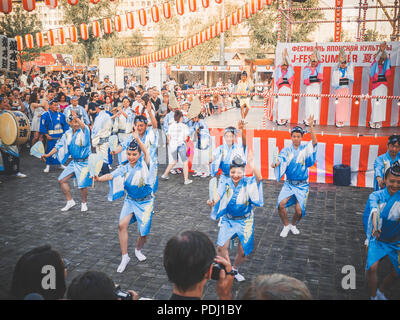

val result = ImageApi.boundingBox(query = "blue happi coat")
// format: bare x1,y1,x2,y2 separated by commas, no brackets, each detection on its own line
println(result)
108,155,157,236
39,110,68,165
55,125,92,188
211,175,263,256
373,152,400,191
364,190,400,276
119,127,159,193
275,141,317,216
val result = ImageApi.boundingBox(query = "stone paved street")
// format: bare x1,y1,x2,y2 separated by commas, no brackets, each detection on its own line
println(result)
0,148,399,300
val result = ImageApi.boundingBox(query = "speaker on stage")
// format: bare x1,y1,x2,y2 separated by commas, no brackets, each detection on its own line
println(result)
333,164,351,186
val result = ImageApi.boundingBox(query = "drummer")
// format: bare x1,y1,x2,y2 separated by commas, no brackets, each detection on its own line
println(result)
40,98,69,173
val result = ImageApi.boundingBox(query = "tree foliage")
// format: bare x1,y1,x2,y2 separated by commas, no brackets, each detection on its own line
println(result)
0,5,48,65
245,0,323,59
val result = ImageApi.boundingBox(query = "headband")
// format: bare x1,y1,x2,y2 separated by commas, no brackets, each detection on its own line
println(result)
388,135,399,145
291,126,305,136
134,115,148,125
389,161,400,177
68,110,83,122
224,126,237,136
230,156,245,169
128,139,141,152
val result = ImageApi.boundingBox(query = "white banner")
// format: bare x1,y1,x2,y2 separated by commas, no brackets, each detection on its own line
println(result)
8,38,18,73
276,41,400,67
0,35,8,72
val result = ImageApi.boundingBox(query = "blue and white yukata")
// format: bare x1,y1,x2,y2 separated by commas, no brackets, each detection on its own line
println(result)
211,175,264,256
113,108,135,165
373,152,400,191
108,156,157,236
120,128,159,193
39,110,68,165
55,125,93,188
92,110,113,167
275,141,317,216
210,139,246,188
364,189,400,276
63,105,90,126
190,119,211,175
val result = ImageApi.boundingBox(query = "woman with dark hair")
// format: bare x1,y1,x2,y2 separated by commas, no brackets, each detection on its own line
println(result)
29,91,46,146
57,93,69,112
10,245,67,300
94,133,157,272
207,153,263,283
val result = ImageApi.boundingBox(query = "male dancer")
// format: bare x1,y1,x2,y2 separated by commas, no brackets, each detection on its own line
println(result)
40,98,69,173
363,162,400,300
271,115,318,237
373,135,400,191
41,111,92,212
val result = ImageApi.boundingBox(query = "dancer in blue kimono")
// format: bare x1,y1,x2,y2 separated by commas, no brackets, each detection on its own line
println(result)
207,153,263,282
40,98,68,173
94,135,156,272
271,115,318,238
111,96,159,193
373,135,400,191
210,120,247,188
41,111,92,212
364,162,400,300
63,95,90,126
91,104,113,175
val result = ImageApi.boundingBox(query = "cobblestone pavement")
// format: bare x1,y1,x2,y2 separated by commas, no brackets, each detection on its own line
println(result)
0,148,399,300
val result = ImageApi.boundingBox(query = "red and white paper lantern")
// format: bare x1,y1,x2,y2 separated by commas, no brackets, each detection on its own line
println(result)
25,34,34,49
47,30,55,46
163,2,171,19
0,0,12,14
22,0,35,12
57,28,65,44
138,8,147,26
67,0,78,5
69,26,77,42
45,0,57,9
35,32,44,47
188,0,196,12
80,23,88,40
202,0,209,8
92,21,100,37
151,5,160,23
103,18,112,34
114,15,122,32
126,12,134,29
15,35,23,51
176,0,184,15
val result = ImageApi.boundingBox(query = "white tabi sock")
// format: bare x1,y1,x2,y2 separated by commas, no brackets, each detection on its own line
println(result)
117,254,130,273
135,249,147,262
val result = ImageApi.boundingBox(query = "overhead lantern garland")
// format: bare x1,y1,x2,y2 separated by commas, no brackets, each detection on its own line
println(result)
15,0,227,49
119,0,273,67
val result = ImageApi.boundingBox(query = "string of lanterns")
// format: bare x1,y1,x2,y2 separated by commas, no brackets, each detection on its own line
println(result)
116,0,274,67
12,0,230,50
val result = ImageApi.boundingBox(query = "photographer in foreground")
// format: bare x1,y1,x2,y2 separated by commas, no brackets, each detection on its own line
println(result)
163,230,234,300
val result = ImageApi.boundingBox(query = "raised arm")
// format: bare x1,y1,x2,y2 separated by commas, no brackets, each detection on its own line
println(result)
146,101,158,129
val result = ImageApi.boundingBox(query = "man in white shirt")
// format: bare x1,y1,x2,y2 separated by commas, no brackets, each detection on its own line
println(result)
161,110,192,185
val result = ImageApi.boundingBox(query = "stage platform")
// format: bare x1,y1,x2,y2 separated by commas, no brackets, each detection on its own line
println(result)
204,108,398,188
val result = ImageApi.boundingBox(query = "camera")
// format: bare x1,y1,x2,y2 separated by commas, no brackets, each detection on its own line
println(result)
211,262,226,281
115,285,132,300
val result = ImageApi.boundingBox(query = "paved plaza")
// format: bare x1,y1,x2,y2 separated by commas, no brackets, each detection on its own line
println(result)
0,148,399,300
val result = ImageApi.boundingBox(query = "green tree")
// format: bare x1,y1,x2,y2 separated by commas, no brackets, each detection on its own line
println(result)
61,0,116,64
363,29,387,42
245,0,323,59
0,5,48,66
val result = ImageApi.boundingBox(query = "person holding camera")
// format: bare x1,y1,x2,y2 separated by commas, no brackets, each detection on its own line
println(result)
164,230,234,300
207,152,263,282
67,271,139,300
